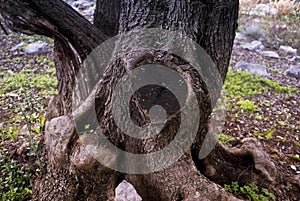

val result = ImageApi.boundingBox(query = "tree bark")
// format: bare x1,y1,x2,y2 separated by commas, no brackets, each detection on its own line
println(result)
0,0,280,200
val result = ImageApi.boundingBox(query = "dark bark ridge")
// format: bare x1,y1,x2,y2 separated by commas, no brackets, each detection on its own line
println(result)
0,0,280,200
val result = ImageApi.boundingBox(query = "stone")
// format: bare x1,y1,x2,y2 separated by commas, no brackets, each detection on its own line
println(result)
249,4,278,16
70,144,96,171
279,46,297,55
115,180,142,201
284,65,300,80
242,40,264,51
23,42,49,54
10,42,27,51
289,56,300,62
235,32,248,41
235,61,271,79
242,23,265,40
262,51,280,59
44,115,76,168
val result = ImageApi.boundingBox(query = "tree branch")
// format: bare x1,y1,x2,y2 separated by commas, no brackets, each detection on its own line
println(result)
0,0,107,58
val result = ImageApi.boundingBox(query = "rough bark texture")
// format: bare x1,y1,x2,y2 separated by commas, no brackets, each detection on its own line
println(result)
94,0,121,37
0,0,279,200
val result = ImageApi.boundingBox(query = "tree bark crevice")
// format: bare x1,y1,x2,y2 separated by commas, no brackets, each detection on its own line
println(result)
94,0,121,37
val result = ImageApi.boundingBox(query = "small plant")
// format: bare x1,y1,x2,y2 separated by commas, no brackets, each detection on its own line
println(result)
0,70,57,95
0,152,32,201
0,33,55,201
223,71,297,98
253,128,275,139
290,154,300,162
217,133,236,146
237,100,260,113
0,126,18,141
224,181,276,201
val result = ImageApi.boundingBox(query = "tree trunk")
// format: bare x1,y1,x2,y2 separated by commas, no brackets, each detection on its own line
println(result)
0,0,278,200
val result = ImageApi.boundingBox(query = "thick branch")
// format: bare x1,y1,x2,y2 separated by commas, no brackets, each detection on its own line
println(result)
0,0,107,58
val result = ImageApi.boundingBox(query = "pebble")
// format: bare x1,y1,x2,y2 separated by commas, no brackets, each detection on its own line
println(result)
290,165,297,171
284,65,300,80
289,56,300,62
242,23,265,40
10,42,27,51
242,40,264,51
262,51,280,59
235,61,271,79
248,4,278,16
279,46,297,55
235,32,248,41
115,180,142,201
23,42,49,54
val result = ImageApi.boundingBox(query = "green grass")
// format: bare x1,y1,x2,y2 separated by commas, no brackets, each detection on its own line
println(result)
0,152,33,201
217,133,236,146
0,127,18,141
0,33,55,201
0,68,57,95
223,71,297,98
224,181,276,201
237,100,260,113
0,66,57,140
253,128,275,140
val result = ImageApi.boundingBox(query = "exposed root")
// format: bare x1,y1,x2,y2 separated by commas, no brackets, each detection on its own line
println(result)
195,138,277,188
126,153,242,201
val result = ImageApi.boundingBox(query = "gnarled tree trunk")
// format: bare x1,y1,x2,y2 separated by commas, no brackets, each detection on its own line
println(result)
0,0,278,200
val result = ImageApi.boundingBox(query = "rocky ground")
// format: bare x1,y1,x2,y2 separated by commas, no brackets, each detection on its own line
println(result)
0,1,300,200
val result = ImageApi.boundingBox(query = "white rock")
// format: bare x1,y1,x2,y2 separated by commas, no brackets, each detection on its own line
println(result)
284,65,300,80
279,46,297,55
23,42,49,54
249,4,278,16
242,23,265,40
242,40,264,51
235,61,271,78
10,42,27,51
235,32,248,41
290,165,297,171
115,180,142,201
289,56,300,62
262,51,280,59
